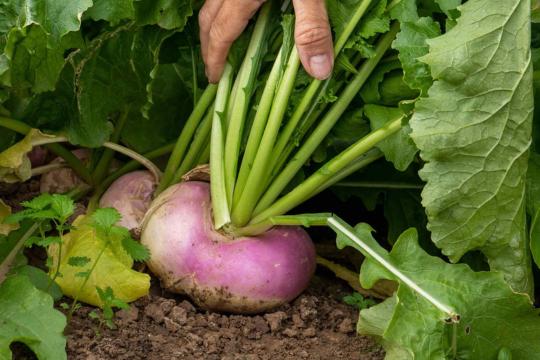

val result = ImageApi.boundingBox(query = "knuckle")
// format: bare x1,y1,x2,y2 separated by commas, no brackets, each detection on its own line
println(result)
209,23,229,43
295,25,331,48
198,10,212,31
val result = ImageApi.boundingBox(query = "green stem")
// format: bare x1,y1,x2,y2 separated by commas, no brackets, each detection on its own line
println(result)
102,141,162,182
233,46,286,206
31,163,67,176
195,140,210,165
47,226,64,291
0,222,40,283
0,117,94,185
190,45,199,106
157,85,217,194
172,105,214,182
254,24,399,215
93,109,129,184
47,144,94,185
268,0,374,168
328,216,459,322
230,48,301,227
67,242,108,324
250,116,403,224
224,2,273,204
210,63,234,229
232,213,331,237
314,149,383,195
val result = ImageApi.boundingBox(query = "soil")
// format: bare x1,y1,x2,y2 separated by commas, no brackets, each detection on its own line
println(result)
65,276,384,360
3,180,385,360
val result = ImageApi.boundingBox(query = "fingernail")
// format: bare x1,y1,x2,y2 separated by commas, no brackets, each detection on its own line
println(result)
309,54,332,79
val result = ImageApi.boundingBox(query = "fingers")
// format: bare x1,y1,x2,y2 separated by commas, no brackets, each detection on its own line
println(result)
292,0,334,80
199,0,265,83
199,0,224,66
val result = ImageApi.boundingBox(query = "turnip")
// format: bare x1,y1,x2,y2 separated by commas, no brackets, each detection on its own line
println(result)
99,170,156,230
40,149,90,194
101,4,404,313
141,181,315,313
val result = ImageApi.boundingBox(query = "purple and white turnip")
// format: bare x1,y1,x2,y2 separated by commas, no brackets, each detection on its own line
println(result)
140,181,316,313
99,170,156,230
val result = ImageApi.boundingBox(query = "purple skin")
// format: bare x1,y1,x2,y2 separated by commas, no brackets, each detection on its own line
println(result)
141,181,316,313
99,170,157,230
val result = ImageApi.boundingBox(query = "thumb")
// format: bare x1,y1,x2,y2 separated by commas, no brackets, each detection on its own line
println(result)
292,0,334,80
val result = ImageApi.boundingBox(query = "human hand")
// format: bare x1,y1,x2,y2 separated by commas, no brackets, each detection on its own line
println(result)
199,0,334,83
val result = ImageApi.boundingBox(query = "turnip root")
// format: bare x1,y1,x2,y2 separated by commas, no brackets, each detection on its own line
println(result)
141,181,316,313
40,149,90,194
99,170,157,230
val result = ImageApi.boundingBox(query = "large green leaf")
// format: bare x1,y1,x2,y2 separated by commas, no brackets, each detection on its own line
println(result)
134,0,193,30
353,228,540,360
0,275,67,360
67,26,175,147
410,0,535,294
86,0,136,24
0,0,91,92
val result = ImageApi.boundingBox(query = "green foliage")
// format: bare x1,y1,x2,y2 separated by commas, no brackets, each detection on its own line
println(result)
357,228,540,359
410,0,534,294
0,275,66,360
49,212,150,308
364,105,417,171
343,292,376,310
95,286,129,329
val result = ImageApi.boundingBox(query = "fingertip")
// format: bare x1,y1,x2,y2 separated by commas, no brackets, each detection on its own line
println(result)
304,53,333,80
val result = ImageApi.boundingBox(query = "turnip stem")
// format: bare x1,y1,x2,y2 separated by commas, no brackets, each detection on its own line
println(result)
224,2,273,204
233,46,286,206
231,48,300,227
102,142,162,182
254,24,399,215
196,141,210,165
328,216,459,323
232,213,331,237
157,84,217,194
268,0,374,170
0,117,93,184
313,149,383,196
173,105,213,181
250,115,403,224
31,163,67,176
93,108,128,184
210,63,234,229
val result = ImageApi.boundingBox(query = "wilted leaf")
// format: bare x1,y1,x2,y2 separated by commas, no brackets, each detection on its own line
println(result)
48,216,150,307
0,129,54,183
0,200,18,235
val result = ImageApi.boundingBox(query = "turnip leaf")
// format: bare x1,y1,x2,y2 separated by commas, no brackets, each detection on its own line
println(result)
357,228,540,359
0,275,67,360
410,0,535,295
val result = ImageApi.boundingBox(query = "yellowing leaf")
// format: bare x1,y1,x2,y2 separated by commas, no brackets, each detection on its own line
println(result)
48,216,150,307
0,200,18,235
0,129,54,183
